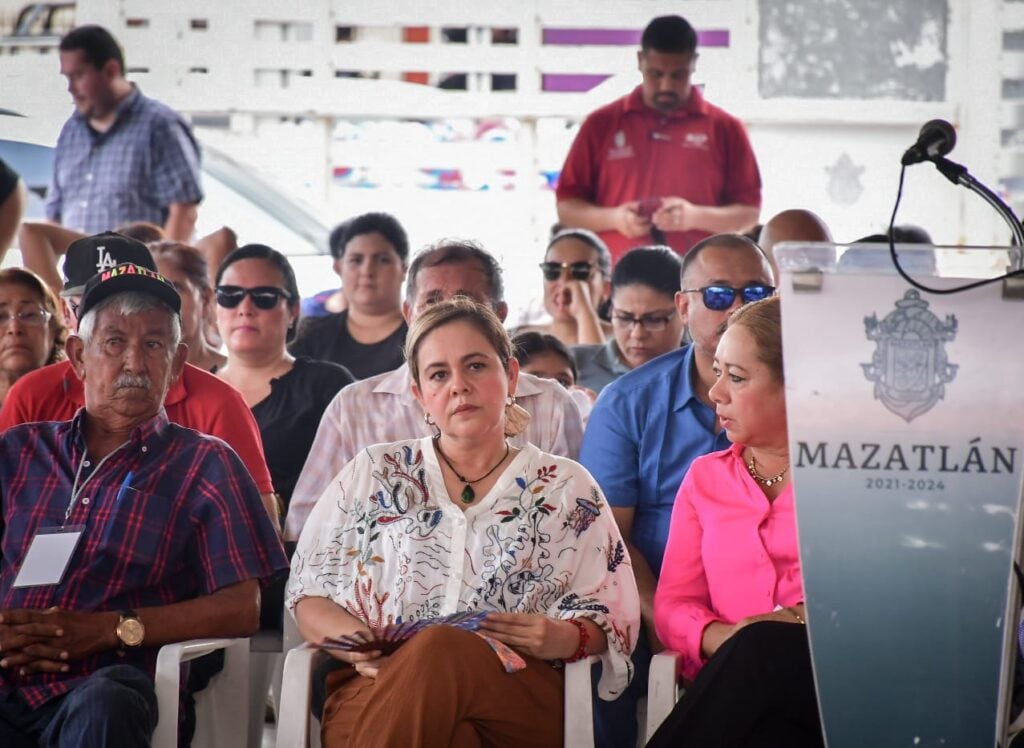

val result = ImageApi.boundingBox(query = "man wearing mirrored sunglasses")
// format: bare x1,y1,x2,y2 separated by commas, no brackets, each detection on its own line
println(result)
580,233,774,744
556,15,761,265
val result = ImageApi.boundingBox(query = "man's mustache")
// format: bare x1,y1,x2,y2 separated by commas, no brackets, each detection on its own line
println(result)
114,374,152,391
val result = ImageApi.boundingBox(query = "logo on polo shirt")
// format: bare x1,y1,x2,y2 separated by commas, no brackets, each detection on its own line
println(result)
95,246,117,272
683,132,709,150
607,130,634,161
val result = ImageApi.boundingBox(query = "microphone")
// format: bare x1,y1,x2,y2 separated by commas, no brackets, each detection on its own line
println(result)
901,119,957,166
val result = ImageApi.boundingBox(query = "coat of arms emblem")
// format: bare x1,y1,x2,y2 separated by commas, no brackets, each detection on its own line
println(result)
861,289,958,422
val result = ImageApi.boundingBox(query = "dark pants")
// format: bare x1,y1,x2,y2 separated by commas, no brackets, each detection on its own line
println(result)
593,629,650,748
0,664,158,748
647,621,825,748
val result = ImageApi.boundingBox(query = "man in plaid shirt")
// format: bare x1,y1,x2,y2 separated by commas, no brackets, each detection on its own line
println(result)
46,25,203,241
0,263,287,744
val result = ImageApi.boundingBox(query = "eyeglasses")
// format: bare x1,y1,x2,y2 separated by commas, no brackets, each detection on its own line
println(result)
539,261,595,282
0,309,52,328
611,310,677,332
682,284,775,311
215,285,293,310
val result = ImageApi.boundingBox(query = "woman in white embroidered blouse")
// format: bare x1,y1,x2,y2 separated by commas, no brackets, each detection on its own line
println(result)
287,297,639,747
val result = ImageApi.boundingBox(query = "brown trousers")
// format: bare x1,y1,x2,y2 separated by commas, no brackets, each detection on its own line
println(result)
321,625,564,747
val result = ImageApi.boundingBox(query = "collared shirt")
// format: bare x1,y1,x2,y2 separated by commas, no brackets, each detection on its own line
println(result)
0,409,287,708
45,86,203,233
556,85,761,262
0,360,274,494
288,437,639,699
654,443,803,680
283,367,584,540
579,346,729,576
571,338,632,394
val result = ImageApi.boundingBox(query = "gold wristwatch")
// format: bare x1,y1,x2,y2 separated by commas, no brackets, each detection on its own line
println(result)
116,610,145,649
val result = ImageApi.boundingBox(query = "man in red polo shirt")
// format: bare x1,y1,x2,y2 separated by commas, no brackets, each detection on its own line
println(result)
556,15,761,264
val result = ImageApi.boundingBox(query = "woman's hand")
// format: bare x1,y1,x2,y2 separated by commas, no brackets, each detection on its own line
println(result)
479,612,583,661
353,654,389,679
701,605,806,659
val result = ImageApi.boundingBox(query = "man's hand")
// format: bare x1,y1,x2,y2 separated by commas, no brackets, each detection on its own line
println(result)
612,202,652,238
0,608,117,674
652,197,695,233
479,612,581,661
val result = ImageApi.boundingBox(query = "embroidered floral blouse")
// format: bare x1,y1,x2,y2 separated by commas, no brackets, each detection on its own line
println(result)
287,436,640,698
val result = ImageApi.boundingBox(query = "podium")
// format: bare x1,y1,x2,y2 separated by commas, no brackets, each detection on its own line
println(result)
777,243,1024,747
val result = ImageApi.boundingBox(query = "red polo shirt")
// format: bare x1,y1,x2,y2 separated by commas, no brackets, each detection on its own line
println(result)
556,86,762,263
0,360,274,493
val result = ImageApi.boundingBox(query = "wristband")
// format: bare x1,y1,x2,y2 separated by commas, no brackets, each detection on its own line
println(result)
564,618,590,663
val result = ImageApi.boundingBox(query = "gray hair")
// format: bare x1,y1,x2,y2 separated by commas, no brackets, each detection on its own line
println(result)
78,291,182,347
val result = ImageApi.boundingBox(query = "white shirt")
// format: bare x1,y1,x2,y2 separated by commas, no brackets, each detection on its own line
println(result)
284,367,584,540
287,437,639,699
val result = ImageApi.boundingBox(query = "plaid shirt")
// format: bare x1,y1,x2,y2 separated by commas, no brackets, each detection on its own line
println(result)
45,86,203,234
0,409,287,709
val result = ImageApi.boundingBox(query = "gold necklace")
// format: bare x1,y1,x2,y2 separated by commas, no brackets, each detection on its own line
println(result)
746,453,788,487
434,436,510,504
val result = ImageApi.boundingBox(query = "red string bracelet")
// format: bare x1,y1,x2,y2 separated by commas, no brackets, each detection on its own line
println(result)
565,618,590,663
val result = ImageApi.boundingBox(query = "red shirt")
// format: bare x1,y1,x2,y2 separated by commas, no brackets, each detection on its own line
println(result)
556,86,762,263
0,361,274,494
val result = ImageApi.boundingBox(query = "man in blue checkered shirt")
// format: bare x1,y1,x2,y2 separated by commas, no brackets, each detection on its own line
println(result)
45,25,203,241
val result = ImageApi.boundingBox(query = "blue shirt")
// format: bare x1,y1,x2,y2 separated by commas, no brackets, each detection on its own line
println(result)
46,86,203,233
571,338,632,394
579,345,729,577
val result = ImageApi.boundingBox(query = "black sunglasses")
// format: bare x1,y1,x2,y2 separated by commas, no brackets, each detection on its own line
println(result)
539,261,595,282
682,284,775,311
215,285,293,310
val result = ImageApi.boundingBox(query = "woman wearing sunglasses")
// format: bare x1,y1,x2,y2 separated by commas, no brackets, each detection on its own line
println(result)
572,246,685,393
519,228,612,347
0,268,67,408
647,296,822,748
214,244,355,521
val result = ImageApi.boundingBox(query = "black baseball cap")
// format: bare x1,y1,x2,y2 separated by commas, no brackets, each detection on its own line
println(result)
62,232,156,297
78,263,181,322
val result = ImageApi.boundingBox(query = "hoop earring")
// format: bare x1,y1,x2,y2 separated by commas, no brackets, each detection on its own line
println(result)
423,411,435,426
504,395,531,438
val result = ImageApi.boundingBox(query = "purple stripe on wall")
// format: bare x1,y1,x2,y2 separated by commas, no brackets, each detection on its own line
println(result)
542,28,730,48
542,73,612,93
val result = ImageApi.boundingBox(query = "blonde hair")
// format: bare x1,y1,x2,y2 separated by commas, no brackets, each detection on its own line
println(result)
405,297,513,386
726,296,782,382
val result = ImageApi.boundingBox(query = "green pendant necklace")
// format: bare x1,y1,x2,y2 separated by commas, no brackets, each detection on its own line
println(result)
434,435,510,504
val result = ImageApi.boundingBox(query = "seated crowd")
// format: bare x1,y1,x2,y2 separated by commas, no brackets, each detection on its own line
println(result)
0,14,916,748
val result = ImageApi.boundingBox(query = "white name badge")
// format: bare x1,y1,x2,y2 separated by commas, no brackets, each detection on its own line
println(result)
12,525,85,588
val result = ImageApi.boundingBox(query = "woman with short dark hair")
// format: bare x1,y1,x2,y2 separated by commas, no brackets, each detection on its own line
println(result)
572,246,684,392
290,212,409,379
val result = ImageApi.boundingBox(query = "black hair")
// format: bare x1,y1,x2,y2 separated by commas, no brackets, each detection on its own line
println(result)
611,246,681,298
679,233,767,283
330,212,410,262
405,239,504,307
545,228,612,280
855,225,933,245
512,331,577,382
60,25,124,72
215,244,300,341
641,16,698,55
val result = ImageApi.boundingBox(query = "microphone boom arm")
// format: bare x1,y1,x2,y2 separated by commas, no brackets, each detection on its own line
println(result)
932,156,1024,271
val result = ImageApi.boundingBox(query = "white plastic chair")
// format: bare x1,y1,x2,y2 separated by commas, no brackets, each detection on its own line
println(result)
645,650,682,742
152,637,250,748
277,645,599,748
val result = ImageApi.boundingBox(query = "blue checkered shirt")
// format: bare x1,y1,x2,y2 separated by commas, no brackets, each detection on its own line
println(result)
45,86,203,234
